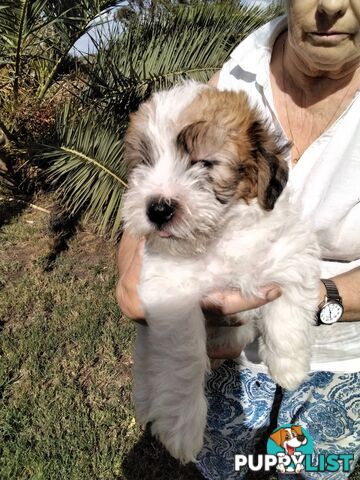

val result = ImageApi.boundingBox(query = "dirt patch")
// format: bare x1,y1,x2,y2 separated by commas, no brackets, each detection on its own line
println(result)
78,351,133,392
66,228,117,281
1,194,118,283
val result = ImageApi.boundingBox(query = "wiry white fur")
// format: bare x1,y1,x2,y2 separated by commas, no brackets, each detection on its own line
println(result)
122,82,320,464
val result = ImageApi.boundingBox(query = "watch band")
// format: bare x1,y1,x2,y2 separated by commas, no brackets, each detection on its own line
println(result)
320,278,342,301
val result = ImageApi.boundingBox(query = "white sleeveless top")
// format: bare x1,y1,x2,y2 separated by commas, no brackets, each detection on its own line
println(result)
218,16,360,373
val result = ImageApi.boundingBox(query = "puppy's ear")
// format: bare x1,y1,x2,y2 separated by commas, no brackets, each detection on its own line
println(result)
248,121,289,211
124,105,154,176
177,120,223,158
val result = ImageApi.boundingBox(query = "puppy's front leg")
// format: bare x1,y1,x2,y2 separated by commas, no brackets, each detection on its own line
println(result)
141,299,210,464
133,323,153,423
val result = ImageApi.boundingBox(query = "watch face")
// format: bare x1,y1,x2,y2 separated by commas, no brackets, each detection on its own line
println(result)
319,301,344,325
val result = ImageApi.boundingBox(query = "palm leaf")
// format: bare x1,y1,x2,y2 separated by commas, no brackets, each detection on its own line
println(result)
0,0,125,104
81,2,281,113
39,103,127,238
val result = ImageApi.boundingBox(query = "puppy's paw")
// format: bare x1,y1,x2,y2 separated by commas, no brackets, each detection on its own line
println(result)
153,424,204,464
276,464,286,474
271,365,308,391
262,351,309,390
151,396,207,463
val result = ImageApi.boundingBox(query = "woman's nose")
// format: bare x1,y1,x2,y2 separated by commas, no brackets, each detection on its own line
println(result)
317,0,349,17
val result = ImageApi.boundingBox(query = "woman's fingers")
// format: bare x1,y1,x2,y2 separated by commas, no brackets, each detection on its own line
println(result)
204,285,282,363
202,284,282,316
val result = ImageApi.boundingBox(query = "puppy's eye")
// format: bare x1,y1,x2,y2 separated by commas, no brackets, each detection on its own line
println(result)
191,159,213,168
238,164,247,175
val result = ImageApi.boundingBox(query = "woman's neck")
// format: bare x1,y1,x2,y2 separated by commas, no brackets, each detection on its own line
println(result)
270,31,360,164
283,33,360,94
279,33,360,105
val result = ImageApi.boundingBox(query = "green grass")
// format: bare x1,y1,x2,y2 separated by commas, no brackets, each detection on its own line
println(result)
0,203,135,479
0,199,201,480
0,197,359,480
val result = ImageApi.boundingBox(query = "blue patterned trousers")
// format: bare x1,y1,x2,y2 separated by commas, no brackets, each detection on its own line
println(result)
196,361,360,480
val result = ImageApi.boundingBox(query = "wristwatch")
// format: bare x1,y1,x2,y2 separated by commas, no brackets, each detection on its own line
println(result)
317,279,344,325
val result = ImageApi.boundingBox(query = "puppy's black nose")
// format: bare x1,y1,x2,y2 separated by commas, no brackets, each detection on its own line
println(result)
147,199,176,226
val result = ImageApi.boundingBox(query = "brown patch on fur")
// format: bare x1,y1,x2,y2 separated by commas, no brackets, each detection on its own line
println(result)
178,88,288,209
177,121,226,161
124,103,155,175
248,120,288,210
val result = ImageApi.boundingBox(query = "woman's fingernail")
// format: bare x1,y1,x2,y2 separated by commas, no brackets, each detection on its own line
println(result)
265,287,281,301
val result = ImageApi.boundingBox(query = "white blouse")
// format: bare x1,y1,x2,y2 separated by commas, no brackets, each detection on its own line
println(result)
218,16,360,373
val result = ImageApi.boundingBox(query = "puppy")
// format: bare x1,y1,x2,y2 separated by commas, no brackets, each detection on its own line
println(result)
122,81,320,463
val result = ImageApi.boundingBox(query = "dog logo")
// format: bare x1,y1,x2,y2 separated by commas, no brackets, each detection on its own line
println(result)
236,423,353,474
267,424,313,474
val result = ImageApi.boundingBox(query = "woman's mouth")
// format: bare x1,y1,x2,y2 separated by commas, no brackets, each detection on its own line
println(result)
308,32,349,44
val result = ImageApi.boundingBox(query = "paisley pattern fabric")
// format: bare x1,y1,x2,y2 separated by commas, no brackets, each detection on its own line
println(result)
196,361,360,480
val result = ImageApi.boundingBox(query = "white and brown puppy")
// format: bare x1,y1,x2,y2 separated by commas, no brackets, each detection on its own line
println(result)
122,82,320,464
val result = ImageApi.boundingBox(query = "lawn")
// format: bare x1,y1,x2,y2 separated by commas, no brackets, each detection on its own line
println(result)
0,196,359,480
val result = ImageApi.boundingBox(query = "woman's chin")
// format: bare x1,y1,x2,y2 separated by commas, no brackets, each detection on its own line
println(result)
300,42,360,77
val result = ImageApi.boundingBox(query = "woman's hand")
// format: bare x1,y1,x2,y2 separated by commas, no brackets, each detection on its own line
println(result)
202,285,282,363
116,234,146,322
116,231,282,362
202,286,282,317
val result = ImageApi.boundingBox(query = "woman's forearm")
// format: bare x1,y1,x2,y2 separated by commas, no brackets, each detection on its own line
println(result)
116,231,146,321
117,231,140,276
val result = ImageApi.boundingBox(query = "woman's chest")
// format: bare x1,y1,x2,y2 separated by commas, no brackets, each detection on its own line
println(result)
270,76,359,167
287,126,360,261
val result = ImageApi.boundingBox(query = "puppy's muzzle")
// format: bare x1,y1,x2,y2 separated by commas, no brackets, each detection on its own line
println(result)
147,199,177,227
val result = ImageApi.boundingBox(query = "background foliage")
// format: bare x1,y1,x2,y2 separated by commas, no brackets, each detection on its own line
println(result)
0,0,124,194
0,0,282,236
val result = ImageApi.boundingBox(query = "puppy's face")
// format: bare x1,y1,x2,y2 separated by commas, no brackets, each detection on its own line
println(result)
123,83,288,255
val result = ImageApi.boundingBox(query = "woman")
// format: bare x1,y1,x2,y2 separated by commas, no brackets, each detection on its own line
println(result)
116,1,360,478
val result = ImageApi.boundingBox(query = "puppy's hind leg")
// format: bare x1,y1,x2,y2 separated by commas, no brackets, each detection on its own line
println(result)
258,290,317,390
145,300,209,464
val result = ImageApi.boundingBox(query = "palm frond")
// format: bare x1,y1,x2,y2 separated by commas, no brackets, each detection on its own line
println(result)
82,2,281,112
39,103,127,237
0,0,125,103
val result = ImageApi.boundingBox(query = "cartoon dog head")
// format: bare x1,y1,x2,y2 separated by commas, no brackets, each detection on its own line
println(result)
270,425,307,455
